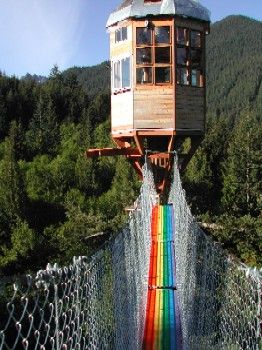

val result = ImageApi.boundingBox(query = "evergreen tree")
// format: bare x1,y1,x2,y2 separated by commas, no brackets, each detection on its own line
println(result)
26,94,59,156
0,121,27,222
222,111,261,216
184,148,213,215
0,97,8,138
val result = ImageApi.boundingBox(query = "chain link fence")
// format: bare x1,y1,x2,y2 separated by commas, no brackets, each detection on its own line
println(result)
0,160,157,350
169,157,262,350
1,156,261,350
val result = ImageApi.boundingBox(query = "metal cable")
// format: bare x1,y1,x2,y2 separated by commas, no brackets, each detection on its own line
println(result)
169,156,262,350
0,157,261,349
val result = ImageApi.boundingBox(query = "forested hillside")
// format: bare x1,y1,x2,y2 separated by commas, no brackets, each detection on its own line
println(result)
0,67,139,276
63,62,110,98
185,16,261,266
0,16,261,276
206,15,262,118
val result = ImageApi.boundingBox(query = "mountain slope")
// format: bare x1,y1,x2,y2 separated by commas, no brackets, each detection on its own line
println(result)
206,15,262,117
62,62,110,98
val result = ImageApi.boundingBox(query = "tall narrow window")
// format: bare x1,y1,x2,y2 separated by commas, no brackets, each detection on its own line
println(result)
176,27,204,87
113,61,121,89
136,25,172,85
113,57,131,90
122,58,130,87
177,28,188,46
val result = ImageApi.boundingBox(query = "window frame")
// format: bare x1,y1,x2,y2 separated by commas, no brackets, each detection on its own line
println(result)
144,0,162,3
176,26,204,88
112,56,132,92
115,27,128,43
135,22,173,86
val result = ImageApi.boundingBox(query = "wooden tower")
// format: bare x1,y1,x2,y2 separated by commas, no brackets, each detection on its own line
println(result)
86,0,210,192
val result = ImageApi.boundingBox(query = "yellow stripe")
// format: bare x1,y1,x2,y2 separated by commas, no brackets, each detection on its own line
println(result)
154,290,160,348
160,206,164,286
156,207,162,286
158,206,162,240
158,290,164,348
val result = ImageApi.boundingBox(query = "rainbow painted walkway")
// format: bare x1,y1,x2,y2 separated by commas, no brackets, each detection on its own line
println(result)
143,205,181,350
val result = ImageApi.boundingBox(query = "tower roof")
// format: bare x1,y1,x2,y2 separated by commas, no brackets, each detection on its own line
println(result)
107,0,210,27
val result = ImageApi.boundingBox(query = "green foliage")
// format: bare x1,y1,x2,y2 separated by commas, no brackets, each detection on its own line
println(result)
97,158,140,229
206,16,262,118
184,148,213,215
0,219,36,274
213,215,262,267
26,94,59,156
183,16,262,266
0,16,261,274
49,198,106,264
0,122,27,222
62,62,110,98
0,65,134,273
222,111,262,216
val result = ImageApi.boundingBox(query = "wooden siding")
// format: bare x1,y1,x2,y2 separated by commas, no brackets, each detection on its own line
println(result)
134,87,174,129
111,92,133,130
176,86,205,130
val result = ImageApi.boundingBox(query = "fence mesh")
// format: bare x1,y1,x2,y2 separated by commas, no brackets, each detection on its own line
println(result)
0,160,157,350
169,157,262,350
0,157,261,350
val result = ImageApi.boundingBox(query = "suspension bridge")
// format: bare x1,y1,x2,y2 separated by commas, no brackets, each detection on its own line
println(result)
0,158,261,349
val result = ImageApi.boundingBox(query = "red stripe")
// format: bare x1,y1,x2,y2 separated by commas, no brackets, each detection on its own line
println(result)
143,206,159,349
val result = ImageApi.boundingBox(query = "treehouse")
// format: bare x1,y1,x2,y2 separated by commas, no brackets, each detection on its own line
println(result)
86,0,210,192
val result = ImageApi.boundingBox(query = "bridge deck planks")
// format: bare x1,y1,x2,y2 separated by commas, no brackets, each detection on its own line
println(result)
143,205,180,350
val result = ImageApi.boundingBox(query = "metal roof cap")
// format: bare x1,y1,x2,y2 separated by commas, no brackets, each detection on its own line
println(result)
107,0,211,27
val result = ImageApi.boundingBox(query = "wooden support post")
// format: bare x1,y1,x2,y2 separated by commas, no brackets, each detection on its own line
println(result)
167,134,175,153
130,159,143,179
134,132,144,155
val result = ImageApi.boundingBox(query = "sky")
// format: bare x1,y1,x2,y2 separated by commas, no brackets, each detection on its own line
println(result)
0,0,261,77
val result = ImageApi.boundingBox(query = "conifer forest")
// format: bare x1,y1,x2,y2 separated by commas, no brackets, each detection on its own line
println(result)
0,16,261,277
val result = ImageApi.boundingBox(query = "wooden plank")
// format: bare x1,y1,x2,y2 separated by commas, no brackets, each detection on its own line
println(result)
135,121,174,129
135,118,173,124
112,125,133,132
175,84,205,132
176,122,204,129
134,87,174,128
134,90,174,96
134,95,173,100
176,111,204,116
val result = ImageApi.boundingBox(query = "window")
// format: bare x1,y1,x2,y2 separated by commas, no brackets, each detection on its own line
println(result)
190,31,201,48
115,27,128,43
144,0,162,3
136,25,172,85
177,68,189,86
136,27,152,45
122,58,130,87
137,67,152,84
113,57,131,90
113,61,121,88
176,27,204,87
136,47,152,64
177,28,188,46
191,69,202,87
